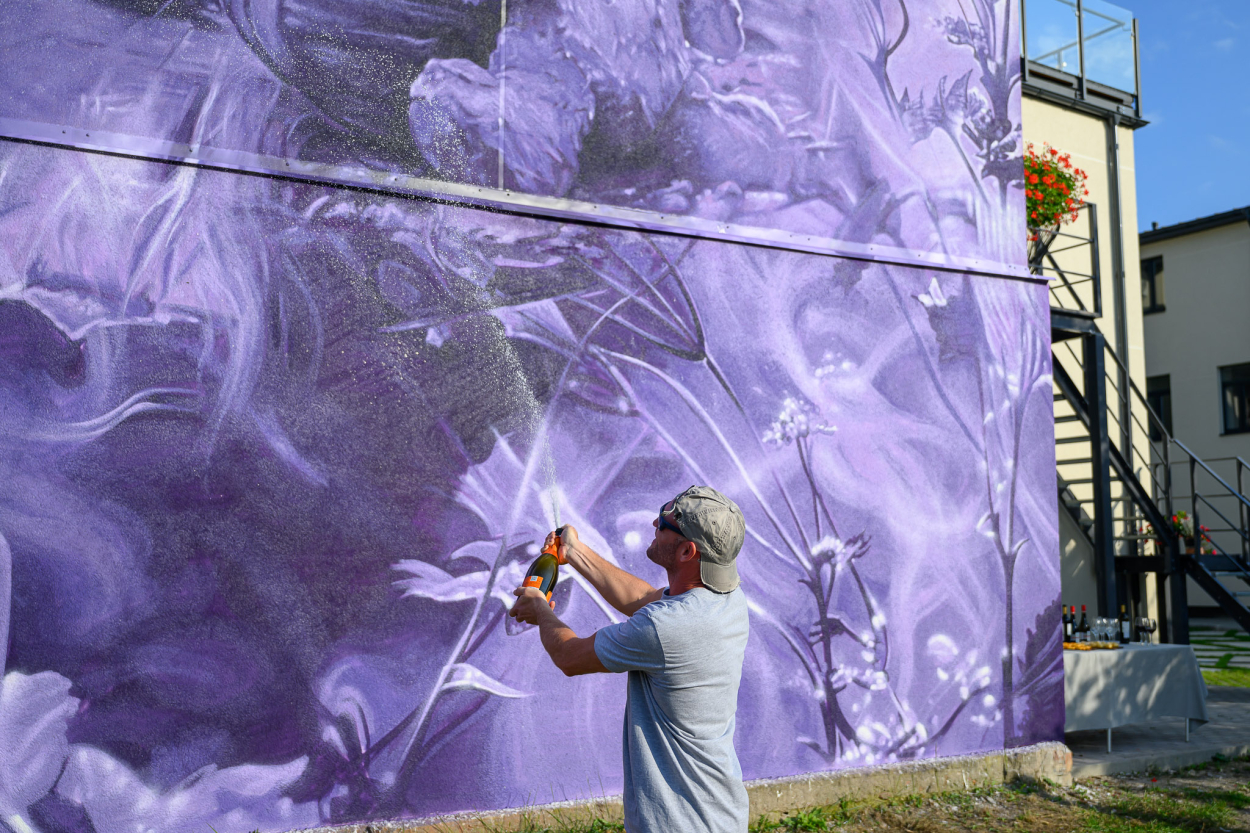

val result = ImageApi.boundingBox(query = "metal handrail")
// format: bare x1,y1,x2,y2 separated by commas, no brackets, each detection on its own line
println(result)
1191,492,1250,548
1030,0,1134,66
1033,203,1101,317
1155,460,1250,514
1022,0,1141,119
1060,335,1170,487
1173,439,1250,513
1052,296,1250,637
1082,335,1250,566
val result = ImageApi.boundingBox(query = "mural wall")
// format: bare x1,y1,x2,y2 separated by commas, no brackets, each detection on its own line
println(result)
3,0,1024,270
0,0,1059,831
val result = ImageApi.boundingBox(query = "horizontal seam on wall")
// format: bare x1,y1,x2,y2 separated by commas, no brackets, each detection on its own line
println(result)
0,117,1041,284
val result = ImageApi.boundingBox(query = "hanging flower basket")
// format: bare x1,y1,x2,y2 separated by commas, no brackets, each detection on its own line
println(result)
1026,143,1089,270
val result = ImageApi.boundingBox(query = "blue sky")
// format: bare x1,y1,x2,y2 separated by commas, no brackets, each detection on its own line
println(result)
1128,0,1250,230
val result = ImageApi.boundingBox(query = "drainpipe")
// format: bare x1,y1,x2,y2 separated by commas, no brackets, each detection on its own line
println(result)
1105,112,1132,608
1105,114,1130,454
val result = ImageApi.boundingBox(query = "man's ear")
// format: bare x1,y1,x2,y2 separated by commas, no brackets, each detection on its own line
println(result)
677,540,700,563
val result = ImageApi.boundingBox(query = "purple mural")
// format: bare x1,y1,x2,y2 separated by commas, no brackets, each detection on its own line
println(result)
3,0,1024,270
0,142,1059,830
0,0,1059,831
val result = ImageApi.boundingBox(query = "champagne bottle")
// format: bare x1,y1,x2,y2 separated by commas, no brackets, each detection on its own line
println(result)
1118,604,1131,644
521,527,565,601
1077,605,1090,643
1063,605,1074,640
506,528,566,636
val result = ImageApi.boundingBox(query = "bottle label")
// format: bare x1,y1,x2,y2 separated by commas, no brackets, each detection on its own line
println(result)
523,576,544,590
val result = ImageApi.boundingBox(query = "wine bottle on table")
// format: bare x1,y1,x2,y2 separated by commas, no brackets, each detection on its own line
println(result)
1077,605,1090,643
1063,605,1075,640
1118,604,1132,644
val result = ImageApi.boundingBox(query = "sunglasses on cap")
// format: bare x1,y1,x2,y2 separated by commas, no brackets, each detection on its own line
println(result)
657,501,684,536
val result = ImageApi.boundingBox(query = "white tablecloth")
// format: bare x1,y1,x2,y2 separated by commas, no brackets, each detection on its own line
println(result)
1064,643,1209,732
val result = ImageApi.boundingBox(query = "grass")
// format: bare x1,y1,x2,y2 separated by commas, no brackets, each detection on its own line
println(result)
747,777,1250,832
494,757,1250,833
1082,787,1237,832
1203,666,1250,686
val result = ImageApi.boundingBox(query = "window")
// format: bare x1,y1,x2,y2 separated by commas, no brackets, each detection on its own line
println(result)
1141,255,1164,314
1146,375,1172,441
1222,364,1250,435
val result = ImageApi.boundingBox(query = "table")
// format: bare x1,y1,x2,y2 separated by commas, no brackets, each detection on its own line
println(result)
1064,643,1209,751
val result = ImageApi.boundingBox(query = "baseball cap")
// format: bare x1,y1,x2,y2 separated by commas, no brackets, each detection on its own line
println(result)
667,485,745,593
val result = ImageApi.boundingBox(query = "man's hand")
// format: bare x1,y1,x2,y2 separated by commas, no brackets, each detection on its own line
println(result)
544,525,581,565
509,584,608,676
509,585,555,625
544,524,660,617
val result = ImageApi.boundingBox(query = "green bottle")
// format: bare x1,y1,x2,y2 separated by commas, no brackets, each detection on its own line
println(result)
521,527,563,601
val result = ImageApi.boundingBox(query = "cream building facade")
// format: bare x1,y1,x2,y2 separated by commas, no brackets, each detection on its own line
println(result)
1021,0,1183,639
1022,0,1250,640
1140,211,1250,615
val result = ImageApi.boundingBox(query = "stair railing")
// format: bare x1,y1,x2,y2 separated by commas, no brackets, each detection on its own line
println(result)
1052,353,1180,637
1032,203,1101,317
1100,341,1250,560
1103,345,1250,634
1190,456,1250,562
1047,203,1250,638
1175,447,1250,559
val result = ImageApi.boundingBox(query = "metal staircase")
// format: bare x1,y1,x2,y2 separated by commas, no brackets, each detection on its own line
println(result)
1035,205,1250,643
1154,452,1250,633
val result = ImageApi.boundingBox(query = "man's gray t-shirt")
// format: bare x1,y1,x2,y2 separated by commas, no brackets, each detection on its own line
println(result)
594,587,749,833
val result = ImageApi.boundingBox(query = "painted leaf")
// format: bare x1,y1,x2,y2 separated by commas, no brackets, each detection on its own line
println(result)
58,745,317,832
0,671,77,818
393,561,486,604
441,663,530,699
393,558,527,610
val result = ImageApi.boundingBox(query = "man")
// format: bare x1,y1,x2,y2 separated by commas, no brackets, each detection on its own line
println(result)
509,485,750,832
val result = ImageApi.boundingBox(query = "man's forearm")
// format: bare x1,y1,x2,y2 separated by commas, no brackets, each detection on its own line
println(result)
535,607,608,676
563,540,660,616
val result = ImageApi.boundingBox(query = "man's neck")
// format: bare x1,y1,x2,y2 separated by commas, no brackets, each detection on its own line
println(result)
666,569,704,596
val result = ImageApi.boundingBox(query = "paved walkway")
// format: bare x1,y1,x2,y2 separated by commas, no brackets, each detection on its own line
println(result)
1190,617,1250,671
1065,686,1250,777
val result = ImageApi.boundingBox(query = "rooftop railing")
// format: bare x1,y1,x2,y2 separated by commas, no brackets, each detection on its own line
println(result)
1021,0,1142,122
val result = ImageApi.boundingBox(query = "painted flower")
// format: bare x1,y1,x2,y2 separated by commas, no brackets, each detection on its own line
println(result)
762,397,837,446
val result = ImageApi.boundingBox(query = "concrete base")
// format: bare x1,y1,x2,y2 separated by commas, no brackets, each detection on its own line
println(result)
1069,738,1250,778
1066,685,1250,778
297,742,1073,833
